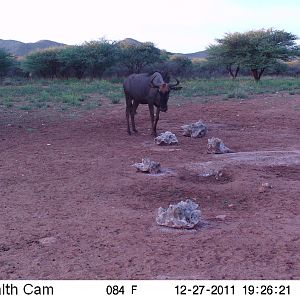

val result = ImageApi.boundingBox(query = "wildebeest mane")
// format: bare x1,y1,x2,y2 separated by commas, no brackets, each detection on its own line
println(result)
147,70,170,83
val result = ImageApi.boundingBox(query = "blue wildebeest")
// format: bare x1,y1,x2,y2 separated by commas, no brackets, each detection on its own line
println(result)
123,72,182,135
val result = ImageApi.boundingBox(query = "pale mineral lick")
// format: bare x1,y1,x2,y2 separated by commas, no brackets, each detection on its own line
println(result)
182,120,207,138
156,199,201,229
154,131,179,145
132,158,161,174
207,137,234,154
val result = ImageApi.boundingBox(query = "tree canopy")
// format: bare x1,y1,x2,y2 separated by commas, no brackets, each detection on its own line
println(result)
23,39,120,79
81,40,119,78
0,48,15,79
57,45,86,79
207,29,300,80
22,48,61,78
119,42,162,74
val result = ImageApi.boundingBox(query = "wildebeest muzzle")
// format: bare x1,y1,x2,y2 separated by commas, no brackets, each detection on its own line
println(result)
159,91,169,112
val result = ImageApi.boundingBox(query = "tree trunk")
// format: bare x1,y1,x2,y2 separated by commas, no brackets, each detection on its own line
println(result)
234,66,240,79
251,68,265,81
251,69,260,81
258,68,265,80
227,65,240,79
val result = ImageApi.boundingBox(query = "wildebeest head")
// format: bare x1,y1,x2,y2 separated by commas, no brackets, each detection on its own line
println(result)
150,76,181,112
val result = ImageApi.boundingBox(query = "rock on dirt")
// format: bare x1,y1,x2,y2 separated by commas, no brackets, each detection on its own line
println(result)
154,131,179,145
215,214,227,221
259,182,273,193
207,137,234,154
156,199,202,229
199,169,224,180
38,237,57,245
182,120,207,138
132,158,161,174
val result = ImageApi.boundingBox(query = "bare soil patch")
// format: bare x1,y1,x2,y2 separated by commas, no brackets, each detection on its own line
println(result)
0,94,299,279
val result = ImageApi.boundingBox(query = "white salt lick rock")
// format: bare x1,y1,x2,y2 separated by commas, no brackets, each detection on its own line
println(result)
155,131,179,145
156,199,202,229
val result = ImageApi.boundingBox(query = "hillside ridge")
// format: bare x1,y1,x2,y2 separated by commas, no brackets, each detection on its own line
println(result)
0,38,207,58
0,39,66,56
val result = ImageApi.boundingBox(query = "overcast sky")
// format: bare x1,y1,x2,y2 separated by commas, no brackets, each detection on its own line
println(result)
1,0,300,53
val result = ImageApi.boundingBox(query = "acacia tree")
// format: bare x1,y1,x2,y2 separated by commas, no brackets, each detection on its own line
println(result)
207,29,300,81
23,39,120,79
242,29,300,81
120,42,161,74
82,39,120,78
163,55,193,77
58,45,87,79
23,48,62,78
207,32,247,79
0,48,15,80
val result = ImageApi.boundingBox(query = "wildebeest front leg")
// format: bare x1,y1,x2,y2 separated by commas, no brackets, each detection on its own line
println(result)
154,107,160,136
148,104,156,136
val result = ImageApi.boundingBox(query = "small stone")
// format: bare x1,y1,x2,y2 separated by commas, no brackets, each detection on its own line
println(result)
262,182,272,188
199,169,223,179
156,199,202,229
215,214,227,221
39,237,57,245
132,158,161,174
182,120,207,138
155,131,178,145
207,137,234,154
259,182,273,193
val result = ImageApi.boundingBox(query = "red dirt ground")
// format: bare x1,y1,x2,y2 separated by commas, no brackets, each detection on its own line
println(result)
0,93,299,280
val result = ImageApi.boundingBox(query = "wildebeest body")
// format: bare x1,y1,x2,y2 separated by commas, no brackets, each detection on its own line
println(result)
123,72,181,135
124,72,163,103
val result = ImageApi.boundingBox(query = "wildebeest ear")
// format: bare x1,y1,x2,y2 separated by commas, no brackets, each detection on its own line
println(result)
170,86,183,90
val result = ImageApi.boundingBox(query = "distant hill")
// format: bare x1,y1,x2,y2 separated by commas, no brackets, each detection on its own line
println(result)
182,50,208,59
0,39,66,57
118,38,142,47
118,38,208,59
0,37,207,59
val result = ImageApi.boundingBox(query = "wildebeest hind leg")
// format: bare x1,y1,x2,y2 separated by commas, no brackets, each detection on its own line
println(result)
125,94,132,135
131,101,139,132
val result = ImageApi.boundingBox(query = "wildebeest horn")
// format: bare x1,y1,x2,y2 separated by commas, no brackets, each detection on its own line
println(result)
169,79,182,89
150,75,160,88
